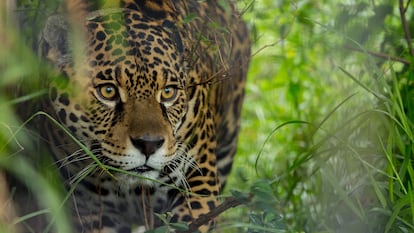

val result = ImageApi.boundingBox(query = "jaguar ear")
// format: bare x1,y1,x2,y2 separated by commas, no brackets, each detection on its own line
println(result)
39,14,70,65
39,0,91,66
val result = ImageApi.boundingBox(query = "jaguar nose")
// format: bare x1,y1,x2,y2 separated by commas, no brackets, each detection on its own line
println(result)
130,135,165,157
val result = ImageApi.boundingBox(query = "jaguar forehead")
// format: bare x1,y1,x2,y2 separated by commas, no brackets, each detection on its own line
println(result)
83,12,185,98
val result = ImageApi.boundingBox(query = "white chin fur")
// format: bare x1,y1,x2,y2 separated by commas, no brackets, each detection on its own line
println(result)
118,170,160,187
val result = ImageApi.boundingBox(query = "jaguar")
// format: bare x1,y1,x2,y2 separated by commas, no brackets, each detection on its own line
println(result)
21,0,250,232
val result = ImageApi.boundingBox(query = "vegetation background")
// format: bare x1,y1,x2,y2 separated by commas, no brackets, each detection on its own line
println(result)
1,0,414,233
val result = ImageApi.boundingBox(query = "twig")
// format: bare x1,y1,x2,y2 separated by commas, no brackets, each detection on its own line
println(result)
399,0,414,57
178,196,248,233
344,45,411,65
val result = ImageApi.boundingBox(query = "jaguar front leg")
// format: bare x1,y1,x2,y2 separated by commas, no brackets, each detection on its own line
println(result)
170,157,220,232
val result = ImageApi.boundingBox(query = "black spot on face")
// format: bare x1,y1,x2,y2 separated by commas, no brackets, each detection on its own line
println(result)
153,47,164,55
68,126,77,133
88,22,99,30
181,214,192,222
137,32,145,39
147,34,154,41
133,23,149,30
69,113,78,122
58,93,70,106
135,1,167,19
95,130,107,135
196,188,212,196
96,53,104,60
80,115,89,122
207,200,216,210
58,109,66,124
96,71,107,80
95,42,104,51
96,30,106,41
190,201,202,210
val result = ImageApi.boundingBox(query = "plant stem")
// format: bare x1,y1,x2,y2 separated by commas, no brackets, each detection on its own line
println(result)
178,196,246,233
399,0,414,57
344,45,411,65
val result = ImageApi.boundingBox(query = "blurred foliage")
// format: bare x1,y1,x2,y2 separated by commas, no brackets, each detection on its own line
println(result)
1,1,70,233
223,0,414,233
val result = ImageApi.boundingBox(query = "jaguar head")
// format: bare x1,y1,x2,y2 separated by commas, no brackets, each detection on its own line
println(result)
41,9,192,186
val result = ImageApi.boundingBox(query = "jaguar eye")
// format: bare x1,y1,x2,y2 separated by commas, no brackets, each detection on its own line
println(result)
160,86,178,103
97,84,118,101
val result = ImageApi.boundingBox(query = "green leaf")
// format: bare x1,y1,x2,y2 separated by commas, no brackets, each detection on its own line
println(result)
181,13,197,24
170,222,189,230
250,179,275,202
230,189,250,204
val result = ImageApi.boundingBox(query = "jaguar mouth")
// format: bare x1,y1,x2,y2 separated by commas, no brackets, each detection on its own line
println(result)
127,165,154,173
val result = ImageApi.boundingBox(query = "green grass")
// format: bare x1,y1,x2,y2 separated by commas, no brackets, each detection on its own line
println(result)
2,0,414,233
220,0,414,232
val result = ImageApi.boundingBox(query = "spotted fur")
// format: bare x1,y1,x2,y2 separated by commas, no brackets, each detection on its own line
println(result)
38,0,250,232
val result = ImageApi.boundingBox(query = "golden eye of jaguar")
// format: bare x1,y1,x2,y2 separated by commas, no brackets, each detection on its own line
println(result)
160,86,178,102
97,84,118,101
